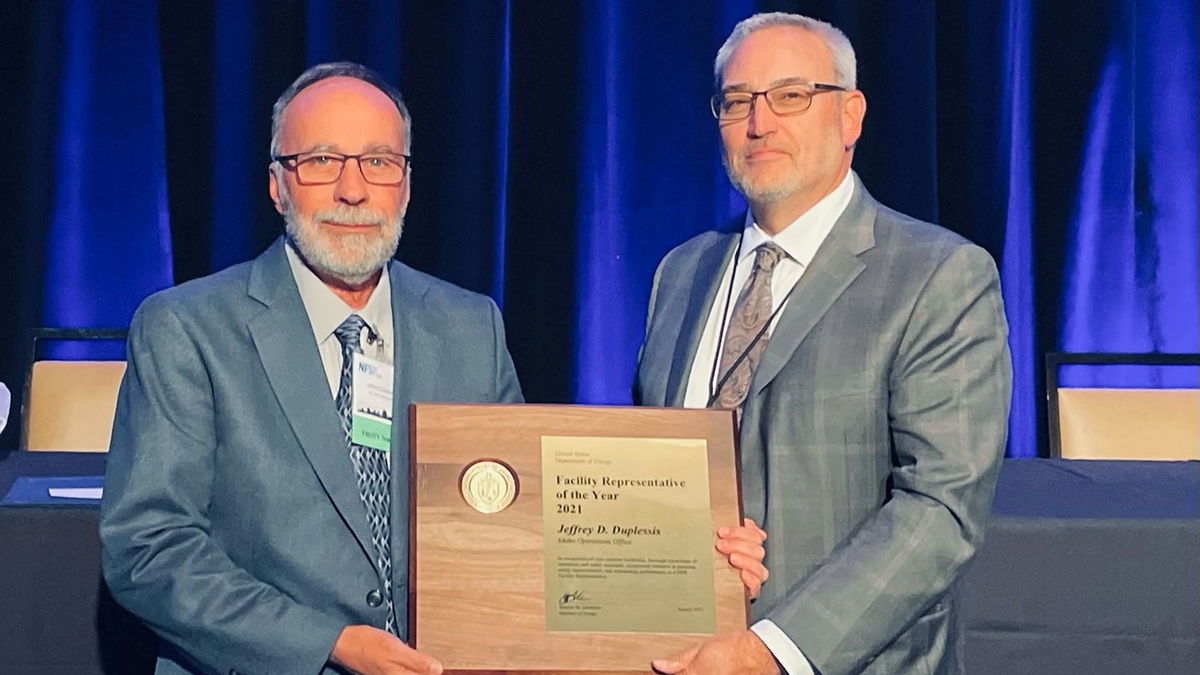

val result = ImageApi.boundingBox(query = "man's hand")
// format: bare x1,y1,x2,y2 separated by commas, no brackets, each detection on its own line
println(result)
330,625,443,675
652,630,780,675
716,518,768,599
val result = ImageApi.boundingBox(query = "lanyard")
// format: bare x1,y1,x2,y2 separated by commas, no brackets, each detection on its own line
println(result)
705,238,801,407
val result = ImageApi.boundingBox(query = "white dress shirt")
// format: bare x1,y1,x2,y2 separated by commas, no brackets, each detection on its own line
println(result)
682,171,856,674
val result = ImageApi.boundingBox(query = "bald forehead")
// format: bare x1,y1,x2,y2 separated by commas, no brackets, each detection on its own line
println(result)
721,25,837,87
283,76,401,125
278,76,405,150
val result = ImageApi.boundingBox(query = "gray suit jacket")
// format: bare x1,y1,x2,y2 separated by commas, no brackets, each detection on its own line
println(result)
100,238,523,674
635,177,1011,675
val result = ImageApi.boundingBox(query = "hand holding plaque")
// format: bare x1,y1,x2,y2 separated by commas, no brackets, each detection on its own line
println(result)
715,518,769,599
651,629,781,675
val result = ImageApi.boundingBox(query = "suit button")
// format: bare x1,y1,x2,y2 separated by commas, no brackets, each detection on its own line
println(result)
366,589,383,607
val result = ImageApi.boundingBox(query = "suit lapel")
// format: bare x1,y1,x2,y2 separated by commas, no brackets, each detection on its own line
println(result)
664,234,739,406
246,239,375,559
749,179,878,399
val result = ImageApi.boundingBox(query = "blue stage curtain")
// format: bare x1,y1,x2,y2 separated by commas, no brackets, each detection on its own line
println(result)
573,0,755,403
996,1,1037,457
40,0,173,359
1060,0,1200,388
4,0,1197,456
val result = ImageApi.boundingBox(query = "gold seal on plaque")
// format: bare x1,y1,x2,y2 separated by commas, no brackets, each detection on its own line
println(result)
460,460,518,514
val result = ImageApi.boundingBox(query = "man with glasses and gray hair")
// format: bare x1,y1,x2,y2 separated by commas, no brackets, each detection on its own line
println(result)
638,13,1012,675
101,62,522,675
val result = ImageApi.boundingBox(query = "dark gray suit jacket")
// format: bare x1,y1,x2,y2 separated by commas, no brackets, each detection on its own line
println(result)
100,238,523,674
635,177,1011,674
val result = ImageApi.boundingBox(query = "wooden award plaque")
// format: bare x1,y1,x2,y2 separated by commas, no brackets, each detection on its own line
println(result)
409,403,746,674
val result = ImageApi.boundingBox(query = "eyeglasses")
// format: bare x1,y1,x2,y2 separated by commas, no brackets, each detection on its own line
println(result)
710,82,846,121
272,151,412,186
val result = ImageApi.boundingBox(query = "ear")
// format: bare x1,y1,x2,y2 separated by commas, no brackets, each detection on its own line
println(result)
268,165,285,215
398,170,412,218
840,90,867,150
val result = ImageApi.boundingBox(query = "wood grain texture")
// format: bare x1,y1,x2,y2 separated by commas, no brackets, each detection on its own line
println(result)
410,403,746,672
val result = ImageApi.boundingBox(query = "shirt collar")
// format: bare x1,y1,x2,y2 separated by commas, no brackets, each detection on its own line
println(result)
284,241,392,345
739,169,857,267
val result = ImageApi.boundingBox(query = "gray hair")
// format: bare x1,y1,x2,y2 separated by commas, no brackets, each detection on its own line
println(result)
269,61,412,157
713,12,857,90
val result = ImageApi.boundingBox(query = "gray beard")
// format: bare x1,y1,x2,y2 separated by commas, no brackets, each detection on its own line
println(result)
282,202,403,286
722,154,801,205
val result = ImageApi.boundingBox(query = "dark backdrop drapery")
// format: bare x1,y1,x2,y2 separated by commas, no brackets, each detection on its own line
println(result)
3,0,1197,457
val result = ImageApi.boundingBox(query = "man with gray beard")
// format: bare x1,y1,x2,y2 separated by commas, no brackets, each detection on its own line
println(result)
101,62,522,675
638,13,1011,675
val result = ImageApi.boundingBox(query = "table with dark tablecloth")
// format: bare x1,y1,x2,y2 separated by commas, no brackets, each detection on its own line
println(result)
0,451,155,675
3,452,1197,674
956,459,1199,674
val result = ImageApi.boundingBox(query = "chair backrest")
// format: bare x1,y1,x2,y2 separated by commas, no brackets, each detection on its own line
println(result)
18,328,128,453
22,360,127,452
1057,388,1200,460
1047,352,1200,460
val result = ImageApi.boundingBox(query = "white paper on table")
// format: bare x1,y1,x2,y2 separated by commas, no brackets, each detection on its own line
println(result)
48,487,104,500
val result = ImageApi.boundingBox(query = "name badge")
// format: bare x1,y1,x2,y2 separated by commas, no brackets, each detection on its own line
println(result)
351,351,393,452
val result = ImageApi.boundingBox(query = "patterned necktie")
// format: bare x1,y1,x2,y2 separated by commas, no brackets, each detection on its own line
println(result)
712,242,787,410
333,314,396,634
